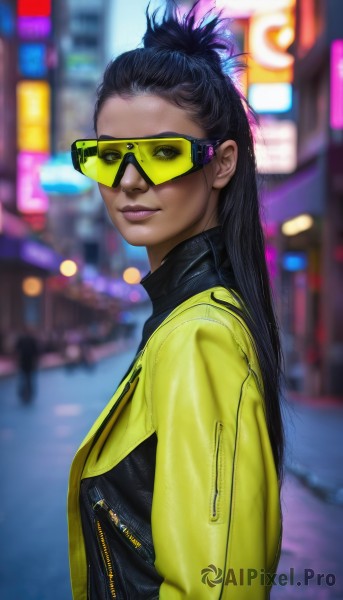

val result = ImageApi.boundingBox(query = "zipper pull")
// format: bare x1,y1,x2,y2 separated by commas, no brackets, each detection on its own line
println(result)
88,487,154,564
129,364,142,383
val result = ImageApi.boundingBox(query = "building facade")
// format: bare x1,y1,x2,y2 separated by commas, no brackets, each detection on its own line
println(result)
265,0,343,395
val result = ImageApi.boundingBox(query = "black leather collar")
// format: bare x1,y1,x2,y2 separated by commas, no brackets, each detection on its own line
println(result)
138,227,236,348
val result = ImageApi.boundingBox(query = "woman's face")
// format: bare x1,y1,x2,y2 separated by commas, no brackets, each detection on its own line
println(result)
96,94,222,271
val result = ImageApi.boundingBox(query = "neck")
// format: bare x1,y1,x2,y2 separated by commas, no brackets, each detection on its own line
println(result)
146,219,220,272
138,226,236,349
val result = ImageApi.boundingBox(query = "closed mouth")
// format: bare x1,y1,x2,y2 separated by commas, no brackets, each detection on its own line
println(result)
121,205,159,212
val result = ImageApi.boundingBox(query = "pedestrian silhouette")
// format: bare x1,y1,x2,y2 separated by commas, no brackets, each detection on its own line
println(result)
15,327,40,403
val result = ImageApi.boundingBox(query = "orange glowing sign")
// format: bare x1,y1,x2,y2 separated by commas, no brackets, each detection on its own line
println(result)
248,1,295,84
17,80,50,152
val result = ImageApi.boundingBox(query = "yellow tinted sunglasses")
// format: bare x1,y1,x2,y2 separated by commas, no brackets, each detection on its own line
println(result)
71,134,221,187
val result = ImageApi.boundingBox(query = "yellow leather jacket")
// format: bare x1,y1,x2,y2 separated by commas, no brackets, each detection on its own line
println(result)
68,286,282,599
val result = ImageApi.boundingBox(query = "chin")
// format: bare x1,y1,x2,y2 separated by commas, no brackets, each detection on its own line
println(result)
114,227,150,248
124,238,146,247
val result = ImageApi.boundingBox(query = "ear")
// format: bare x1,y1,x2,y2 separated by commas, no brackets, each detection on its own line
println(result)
212,140,238,189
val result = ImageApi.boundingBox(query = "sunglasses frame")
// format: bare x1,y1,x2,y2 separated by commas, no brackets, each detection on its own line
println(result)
71,134,223,187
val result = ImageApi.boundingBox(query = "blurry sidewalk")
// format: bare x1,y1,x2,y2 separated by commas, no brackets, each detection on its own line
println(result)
2,343,342,500
0,307,150,381
284,391,343,504
273,393,343,599
2,342,342,497
0,337,136,379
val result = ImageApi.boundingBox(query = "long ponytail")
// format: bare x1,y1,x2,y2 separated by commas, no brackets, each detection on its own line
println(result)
93,1,284,478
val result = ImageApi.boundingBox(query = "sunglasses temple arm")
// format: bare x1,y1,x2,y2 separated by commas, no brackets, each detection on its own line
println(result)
71,147,83,173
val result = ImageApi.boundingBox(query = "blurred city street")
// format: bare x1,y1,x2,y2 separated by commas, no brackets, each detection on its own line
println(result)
0,336,139,600
273,396,343,600
0,324,342,600
0,1,343,599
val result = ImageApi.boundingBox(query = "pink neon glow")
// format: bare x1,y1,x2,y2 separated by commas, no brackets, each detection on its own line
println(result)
17,152,49,213
17,16,51,39
330,40,343,129
265,244,277,281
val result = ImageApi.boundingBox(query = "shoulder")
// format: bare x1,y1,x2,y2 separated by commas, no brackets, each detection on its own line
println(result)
144,286,262,391
142,287,266,430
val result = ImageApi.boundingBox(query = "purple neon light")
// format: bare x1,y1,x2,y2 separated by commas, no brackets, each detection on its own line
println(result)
17,16,51,39
21,240,60,270
330,40,343,129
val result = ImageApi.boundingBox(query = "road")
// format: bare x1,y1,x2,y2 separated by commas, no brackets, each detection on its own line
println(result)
0,344,138,600
0,344,342,599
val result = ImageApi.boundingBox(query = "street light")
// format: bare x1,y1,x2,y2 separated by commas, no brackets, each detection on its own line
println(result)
281,214,314,236
60,259,78,277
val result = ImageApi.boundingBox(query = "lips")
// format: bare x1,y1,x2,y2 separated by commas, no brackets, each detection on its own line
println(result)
121,205,158,212
120,205,160,222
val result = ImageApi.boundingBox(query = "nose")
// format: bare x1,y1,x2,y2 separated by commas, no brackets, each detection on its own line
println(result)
119,162,149,193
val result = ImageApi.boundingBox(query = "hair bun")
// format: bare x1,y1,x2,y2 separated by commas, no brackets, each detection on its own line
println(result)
143,4,230,73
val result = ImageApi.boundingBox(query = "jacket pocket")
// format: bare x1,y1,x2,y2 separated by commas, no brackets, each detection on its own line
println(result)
89,486,155,565
210,421,223,521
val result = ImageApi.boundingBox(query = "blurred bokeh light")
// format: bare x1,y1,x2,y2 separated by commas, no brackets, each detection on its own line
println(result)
123,266,141,285
60,259,78,277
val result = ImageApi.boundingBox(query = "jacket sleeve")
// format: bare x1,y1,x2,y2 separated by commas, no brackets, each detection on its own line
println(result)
148,315,281,599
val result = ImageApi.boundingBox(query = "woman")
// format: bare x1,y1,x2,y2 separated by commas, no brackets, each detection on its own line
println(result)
68,4,283,599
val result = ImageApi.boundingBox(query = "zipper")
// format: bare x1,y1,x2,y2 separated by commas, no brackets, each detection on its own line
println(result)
90,365,142,453
83,365,143,598
212,422,223,520
95,519,117,599
90,486,155,564
105,364,142,425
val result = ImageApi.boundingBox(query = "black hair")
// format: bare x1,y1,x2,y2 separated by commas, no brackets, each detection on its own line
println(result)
94,1,284,479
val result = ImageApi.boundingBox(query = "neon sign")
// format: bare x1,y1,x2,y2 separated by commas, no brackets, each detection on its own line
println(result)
330,40,343,129
19,43,47,78
17,16,51,38
249,11,294,71
17,151,49,213
17,0,51,17
248,3,295,86
255,119,297,174
249,83,292,113
17,80,50,152
215,0,295,18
